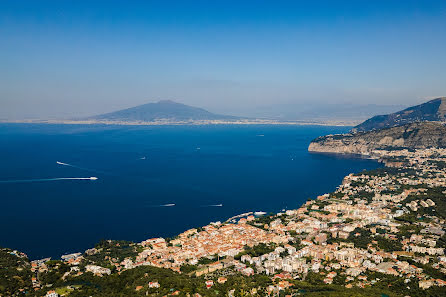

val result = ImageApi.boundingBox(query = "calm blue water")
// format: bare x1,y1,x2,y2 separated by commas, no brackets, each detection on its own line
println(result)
0,124,381,259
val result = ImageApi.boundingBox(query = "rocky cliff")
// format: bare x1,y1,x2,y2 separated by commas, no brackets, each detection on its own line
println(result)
309,122,446,156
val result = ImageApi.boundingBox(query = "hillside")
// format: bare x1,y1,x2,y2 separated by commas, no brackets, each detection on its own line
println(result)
352,97,446,132
309,121,446,155
0,247,32,295
90,100,239,122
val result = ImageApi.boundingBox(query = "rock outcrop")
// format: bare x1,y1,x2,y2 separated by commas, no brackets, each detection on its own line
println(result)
309,122,446,156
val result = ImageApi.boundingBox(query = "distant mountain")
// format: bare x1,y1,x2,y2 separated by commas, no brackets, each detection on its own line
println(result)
352,97,446,132
90,100,239,122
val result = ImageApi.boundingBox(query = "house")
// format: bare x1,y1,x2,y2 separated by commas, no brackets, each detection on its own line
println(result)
238,218,247,224
241,267,254,276
323,277,333,284
338,231,350,239
45,291,59,297
315,233,327,244
419,280,434,289
277,280,292,290
205,280,214,289
149,281,160,288
85,265,111,276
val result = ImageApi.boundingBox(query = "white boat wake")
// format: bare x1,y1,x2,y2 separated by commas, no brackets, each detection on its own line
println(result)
199,203,223,207
56,161,108,175
0,177,98,183
146,203,176,208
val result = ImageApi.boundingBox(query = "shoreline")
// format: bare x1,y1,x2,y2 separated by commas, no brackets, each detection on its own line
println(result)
0,119,360,127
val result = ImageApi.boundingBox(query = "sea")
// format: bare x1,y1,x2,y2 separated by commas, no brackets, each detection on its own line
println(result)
0,124,381,259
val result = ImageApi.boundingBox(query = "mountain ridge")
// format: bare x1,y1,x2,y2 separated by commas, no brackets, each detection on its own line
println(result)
309,97,446,155
352,97,446,132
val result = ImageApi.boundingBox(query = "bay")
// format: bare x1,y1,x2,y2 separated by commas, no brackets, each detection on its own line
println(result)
0,124,381,259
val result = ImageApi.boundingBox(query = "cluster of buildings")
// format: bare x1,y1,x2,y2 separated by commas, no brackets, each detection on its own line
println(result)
127,220,289,272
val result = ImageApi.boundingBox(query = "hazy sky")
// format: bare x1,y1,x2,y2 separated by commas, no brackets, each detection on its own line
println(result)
1,0,446,119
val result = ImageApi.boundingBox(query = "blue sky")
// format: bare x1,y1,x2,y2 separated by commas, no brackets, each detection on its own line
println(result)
1,0,446,118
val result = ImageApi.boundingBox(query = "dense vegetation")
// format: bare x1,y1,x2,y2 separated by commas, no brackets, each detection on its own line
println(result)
235,243,277,259
0,248,32,296
82,240,140,271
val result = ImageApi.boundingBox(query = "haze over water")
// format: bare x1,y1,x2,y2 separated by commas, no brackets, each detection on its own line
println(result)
0,124,381,259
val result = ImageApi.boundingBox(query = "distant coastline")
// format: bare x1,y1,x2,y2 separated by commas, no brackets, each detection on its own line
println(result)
0,118,360,127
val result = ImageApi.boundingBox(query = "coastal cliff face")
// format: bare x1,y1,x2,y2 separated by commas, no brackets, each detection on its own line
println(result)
309,122,446,156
